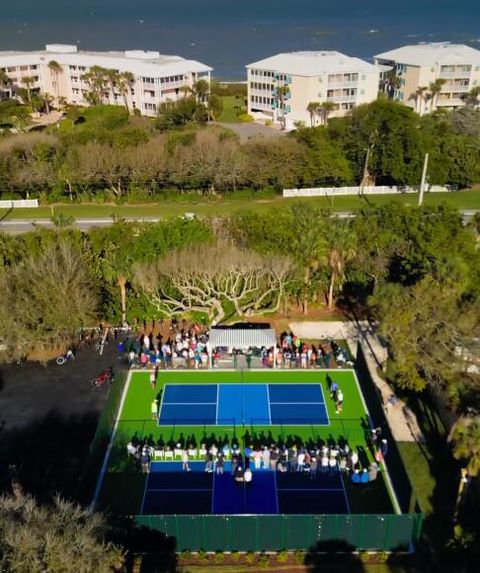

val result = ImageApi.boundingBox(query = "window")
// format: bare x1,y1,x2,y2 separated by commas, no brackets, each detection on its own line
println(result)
7,67,16,72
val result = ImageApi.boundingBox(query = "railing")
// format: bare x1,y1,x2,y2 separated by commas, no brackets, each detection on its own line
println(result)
439,71,471,79
436,98,465,106
327,81,359,89
327,95,357,103
441,84,469,92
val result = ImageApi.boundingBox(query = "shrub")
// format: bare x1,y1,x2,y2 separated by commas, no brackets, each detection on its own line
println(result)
245,552,257,564
238,113,254,123
258,553,270,568
230,551,241,562
294,550,305,564
276,550,289,563
265,119,273,127
214,552,225,563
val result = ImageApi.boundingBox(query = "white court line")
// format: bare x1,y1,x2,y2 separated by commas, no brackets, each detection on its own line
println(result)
215,384,219,425
91,370,133,509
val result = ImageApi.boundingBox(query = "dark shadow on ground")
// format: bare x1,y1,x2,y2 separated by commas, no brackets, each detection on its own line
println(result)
305,540,365,572
0,411,100,500
111,518,177,573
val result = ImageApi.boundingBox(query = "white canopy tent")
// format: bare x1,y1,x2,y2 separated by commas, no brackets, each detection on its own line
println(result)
209,327,277,350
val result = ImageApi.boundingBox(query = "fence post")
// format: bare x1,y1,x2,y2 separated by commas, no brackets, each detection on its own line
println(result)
383,514,391,551
175,515,180,551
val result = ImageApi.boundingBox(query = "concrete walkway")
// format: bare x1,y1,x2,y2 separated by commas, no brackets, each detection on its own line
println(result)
289,321,424,443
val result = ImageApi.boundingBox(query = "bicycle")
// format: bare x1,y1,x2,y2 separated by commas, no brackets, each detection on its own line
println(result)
56,350,75,365
90,368,114,388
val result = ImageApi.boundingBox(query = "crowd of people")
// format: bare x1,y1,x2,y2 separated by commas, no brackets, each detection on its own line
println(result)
121,321,353,371
127,437,384,486
125,324,213,369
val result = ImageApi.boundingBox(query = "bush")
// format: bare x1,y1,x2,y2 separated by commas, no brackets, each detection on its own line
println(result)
238,113,254,123
230,551,241,561
294,550,305,564
245,552,257,564
258,553,270,568
214,552,225,563
265,119,273,127
276,550,289,563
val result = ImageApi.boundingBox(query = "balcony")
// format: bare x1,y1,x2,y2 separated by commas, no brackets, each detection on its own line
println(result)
250,88,274,97
327,81,359,89
436,98,465,107
439,70,471,79
327,94,357,103
441,84,470,93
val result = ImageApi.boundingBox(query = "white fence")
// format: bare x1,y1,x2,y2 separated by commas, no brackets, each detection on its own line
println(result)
283,185,456,198
0,199,39,208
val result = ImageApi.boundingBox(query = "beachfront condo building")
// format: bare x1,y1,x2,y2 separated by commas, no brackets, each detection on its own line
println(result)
0,44,212,117
246,51,380,129
374,42,480,114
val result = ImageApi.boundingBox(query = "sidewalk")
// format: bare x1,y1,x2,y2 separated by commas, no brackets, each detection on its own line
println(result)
289,321,424,443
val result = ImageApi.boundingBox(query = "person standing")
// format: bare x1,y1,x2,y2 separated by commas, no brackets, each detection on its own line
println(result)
261,447,270,470
151,399,158,421
216,454,225,475
336,389,344,414
181,449,190,472
150,371,156,389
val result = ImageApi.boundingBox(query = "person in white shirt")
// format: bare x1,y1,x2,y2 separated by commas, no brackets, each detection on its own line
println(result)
181,450,190,472
126,442,137,456
296,451,305,472
244,468,253,483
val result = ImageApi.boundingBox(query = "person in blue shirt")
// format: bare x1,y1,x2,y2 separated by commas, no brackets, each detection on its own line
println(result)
351,470,362,484
360,469,369,484
330,381,338,400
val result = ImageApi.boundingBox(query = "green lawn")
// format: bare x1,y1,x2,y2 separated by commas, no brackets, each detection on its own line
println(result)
217,96,243,123
97,369,395,515
1,190,479,222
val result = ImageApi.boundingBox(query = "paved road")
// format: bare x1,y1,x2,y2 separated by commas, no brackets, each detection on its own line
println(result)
0,210,477,234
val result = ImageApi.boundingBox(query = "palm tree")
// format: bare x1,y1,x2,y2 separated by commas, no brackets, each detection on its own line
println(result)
319,101,336,126
381,69,402,99
276,85,290,129
105,69,120,104
82,66,109,105
461,86,480,108
48,60,63,103
306,101,320,127
326,222,357,309
0,69,12,98
409,86,428,115
192,79,210,103
118,71,134,112
427,78,446,112
20,76,36,105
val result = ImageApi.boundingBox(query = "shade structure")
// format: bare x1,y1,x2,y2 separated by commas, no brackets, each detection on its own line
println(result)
210,327,277,349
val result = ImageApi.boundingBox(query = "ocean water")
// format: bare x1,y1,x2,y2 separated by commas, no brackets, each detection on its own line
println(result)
0,0,478,79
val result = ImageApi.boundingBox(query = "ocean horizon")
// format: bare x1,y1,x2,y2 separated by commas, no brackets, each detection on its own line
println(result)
0,0,478,79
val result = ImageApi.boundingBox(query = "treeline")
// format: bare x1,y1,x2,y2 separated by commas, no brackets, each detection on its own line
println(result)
1,203,479,407
1,100,480,202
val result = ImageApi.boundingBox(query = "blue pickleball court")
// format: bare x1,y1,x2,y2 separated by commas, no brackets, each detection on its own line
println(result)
141,462,349,515
158,383,329,426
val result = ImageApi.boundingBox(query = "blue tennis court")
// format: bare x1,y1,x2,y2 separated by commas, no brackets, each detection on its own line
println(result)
158,383,329,426
141,462,350,515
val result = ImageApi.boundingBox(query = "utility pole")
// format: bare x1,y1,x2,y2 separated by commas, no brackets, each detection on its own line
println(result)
418,152,429,207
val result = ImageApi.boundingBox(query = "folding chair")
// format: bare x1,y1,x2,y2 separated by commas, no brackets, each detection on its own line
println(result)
174,448,183,459
164,450,174,461
187,448,197,459
199,446,207,458
153,448,164,460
